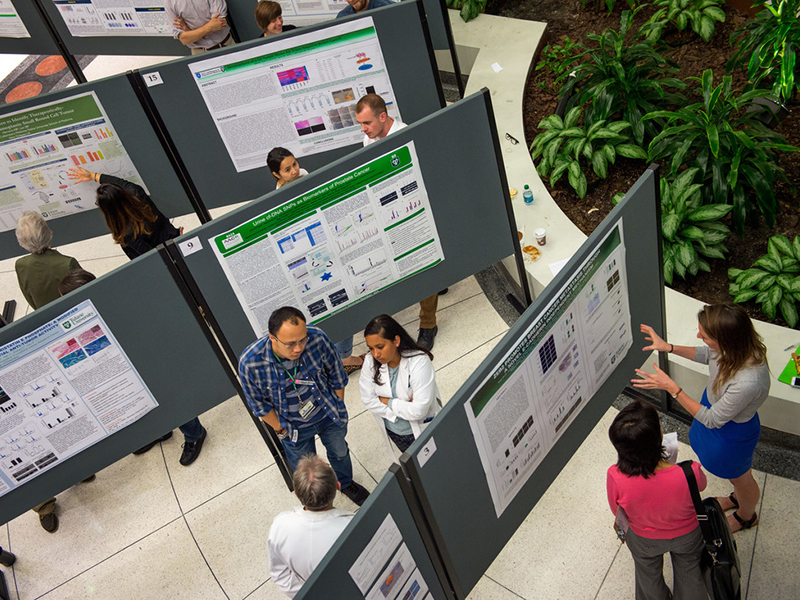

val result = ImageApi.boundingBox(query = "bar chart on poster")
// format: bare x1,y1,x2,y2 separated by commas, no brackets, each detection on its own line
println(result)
0,300,158,498
51,0,172,36
210,141,443,337
189,18,398,172
465,221,633,517
0,91,146,233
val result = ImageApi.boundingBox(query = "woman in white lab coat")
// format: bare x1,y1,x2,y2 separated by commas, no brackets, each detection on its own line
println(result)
359,314,441,460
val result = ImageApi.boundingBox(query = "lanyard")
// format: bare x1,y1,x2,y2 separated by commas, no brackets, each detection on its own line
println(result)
273,350,301,399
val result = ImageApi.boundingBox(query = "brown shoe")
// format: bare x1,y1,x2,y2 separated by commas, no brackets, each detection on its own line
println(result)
39,512,58,533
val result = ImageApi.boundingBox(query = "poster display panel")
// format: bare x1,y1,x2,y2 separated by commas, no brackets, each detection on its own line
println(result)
0,299,158,498
51,0,171,36
349,514,431,600
0,0,29,38
189,17,398,172
211,141,442,336
465,221,632,517
0,91,147,233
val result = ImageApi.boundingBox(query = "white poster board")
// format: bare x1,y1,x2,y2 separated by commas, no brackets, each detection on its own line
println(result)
0,91,147,232
209,142,443,336
464,222,633,517
185,17,399,172
0,300,158,497
0,0,29,38
52,0,171,36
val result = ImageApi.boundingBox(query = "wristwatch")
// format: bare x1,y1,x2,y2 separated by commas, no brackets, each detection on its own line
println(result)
670,387,682,400
276,428,288,440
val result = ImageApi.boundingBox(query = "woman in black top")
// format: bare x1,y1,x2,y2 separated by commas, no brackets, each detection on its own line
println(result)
67,167,181,260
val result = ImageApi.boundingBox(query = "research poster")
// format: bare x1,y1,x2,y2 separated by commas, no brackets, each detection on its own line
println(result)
276,0,351,27
465,222,632,517
0,0,29,38
186,18,399,172
211,142,443,336
52,0,171,36
0,91,147,233
0,300,158,497
349,514,430,600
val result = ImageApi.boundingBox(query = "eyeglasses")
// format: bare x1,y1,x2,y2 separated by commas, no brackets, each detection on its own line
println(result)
505,132,519,145
273,335,309,350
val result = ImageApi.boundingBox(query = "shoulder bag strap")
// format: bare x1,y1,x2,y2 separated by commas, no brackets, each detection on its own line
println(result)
679,460,716,544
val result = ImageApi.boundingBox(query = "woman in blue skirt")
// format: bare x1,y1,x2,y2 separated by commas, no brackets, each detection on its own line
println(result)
633,304,769,533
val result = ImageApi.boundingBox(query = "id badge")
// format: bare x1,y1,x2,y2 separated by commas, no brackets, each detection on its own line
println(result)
294,378,315,386
298,399,316,419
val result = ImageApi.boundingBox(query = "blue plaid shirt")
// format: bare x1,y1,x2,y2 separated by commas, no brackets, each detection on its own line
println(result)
238,326,349,440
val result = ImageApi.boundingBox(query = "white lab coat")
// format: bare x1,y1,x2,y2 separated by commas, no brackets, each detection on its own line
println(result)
359,352,441,462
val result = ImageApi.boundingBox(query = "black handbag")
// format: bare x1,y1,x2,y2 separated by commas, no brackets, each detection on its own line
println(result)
679,461,742,600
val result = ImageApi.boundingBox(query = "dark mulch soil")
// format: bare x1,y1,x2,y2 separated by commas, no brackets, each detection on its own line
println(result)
487,0,800,327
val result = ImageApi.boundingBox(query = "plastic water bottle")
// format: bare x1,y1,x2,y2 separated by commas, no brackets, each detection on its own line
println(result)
523,185,533,205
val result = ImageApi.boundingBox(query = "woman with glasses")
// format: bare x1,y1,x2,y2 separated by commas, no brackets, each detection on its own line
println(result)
634,303,770,533
359,314,441,458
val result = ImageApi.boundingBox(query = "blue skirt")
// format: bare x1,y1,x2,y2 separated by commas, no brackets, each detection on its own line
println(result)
689,390,760,479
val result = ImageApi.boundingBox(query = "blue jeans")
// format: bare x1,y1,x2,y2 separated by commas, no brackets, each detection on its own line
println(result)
281,418,353,488
179,417,204,443
335,337,353,359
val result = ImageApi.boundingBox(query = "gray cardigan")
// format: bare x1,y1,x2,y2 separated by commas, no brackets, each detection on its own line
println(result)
692,346,770,429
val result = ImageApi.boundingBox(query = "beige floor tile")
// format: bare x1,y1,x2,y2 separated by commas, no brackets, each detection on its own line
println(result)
346,409,398,483
185,466,299,600
36,518,227,600
466,576,526,599
436,332,505,404
81,55,181,82
164,396,277,512
243,579,292,600
746,474,800,599
9,450,180,598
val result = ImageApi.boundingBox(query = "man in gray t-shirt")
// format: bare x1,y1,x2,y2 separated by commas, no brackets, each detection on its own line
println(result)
165,0,234,55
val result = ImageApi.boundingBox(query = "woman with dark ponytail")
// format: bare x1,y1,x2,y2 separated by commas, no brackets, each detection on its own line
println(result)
359,314,441,458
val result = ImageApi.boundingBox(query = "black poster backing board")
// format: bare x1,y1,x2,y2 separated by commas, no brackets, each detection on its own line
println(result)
0,248,239,524
164,90,522,361
295,464,454,600
0,1,59,56
36,0,190,57
0,73,196,260
399,168,664,598
139,0,444,212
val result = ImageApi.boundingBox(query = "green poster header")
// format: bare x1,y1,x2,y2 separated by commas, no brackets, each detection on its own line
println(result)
469,225,623,417
215,145,413,256
196,27,376,81
0,94,102,144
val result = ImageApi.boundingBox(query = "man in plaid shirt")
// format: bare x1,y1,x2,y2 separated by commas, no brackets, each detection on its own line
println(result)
239,306,370,506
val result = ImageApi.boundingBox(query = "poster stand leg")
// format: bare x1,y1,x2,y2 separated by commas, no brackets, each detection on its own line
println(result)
31,0,86,84
160,242,295,491
439,0,465,99
482,87,533,307
127,71,213,224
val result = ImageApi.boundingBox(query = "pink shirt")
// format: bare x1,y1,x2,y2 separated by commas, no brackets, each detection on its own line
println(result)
607,462,706,539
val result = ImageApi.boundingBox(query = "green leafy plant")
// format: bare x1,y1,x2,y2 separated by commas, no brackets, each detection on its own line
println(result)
581,0,639,14
645,69,798,235
559,10,686,145
659,168,732,285
639,0,726,43
446,0,487,22
535,37,585,95
728,0,800,105
728,235,800,327
530,98,647,199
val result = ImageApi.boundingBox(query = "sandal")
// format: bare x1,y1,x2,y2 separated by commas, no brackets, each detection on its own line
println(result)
728,493,739,510
343,354,367,375
731,510,758,532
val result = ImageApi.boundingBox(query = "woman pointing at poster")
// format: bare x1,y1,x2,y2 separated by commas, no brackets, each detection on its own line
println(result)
633,303,769,533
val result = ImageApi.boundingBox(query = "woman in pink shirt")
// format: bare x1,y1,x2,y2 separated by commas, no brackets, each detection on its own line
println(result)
607,401,708,600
